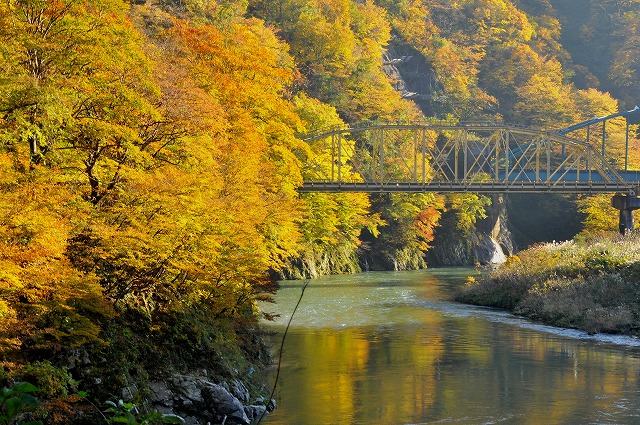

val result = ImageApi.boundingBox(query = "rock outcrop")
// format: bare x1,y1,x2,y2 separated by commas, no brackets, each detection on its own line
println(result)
474,194,514,265
382,40,438,115
427,194,515,266
146,374,275,425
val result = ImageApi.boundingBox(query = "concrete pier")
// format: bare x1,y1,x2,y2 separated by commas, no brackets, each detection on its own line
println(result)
612,194,640,234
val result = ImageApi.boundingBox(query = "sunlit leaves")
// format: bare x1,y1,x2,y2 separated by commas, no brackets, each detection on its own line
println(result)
249,0,418,122
0,0,314,361
292,94,383,275
576,194,619,233
0,0,162,206
449,193,491,233
0,154,113,350
513,74,577,128
136,15,308,308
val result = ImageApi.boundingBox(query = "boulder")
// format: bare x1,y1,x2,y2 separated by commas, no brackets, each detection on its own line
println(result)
230,378,250,404
145,374,262,425
171,376,203,410
202,381,250,424
244,404,267,422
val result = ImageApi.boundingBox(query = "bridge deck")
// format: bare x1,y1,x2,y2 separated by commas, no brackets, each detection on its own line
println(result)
300,181,638,193
299,123,640,195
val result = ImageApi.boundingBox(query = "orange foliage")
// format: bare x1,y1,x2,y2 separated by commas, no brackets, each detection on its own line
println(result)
415,206,441,246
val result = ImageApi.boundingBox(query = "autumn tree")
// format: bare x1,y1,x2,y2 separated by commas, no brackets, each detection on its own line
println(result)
576,194,619,233
65,11,310,316
0,0,311,363
0,0,162,199
364,193,443,270
249,0,420,122
0,0,153,354
0,155,114,354
286,94,384,277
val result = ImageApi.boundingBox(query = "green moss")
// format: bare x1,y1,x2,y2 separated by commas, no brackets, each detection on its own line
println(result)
19,362,75,399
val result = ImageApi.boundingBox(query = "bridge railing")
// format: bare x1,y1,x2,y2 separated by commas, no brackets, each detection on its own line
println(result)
297,122,638,194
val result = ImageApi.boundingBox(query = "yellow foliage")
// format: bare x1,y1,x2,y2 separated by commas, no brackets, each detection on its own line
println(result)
576,194,619,233
0,298,15,320
464,275,477,286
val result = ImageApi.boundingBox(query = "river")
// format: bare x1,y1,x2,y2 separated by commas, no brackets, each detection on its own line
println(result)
259,268,640,425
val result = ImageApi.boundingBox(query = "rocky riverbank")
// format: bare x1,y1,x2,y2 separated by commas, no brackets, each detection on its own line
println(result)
0,312,278,425
148,374,275,424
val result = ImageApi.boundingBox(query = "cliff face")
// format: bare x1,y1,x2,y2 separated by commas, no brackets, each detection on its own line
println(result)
474,194,515,264
382,41,439,116
426,195,515,266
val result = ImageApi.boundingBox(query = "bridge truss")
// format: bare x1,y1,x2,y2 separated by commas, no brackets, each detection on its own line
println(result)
299,122,640,194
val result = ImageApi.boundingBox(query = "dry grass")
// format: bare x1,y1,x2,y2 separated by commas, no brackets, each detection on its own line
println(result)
457,232,640,335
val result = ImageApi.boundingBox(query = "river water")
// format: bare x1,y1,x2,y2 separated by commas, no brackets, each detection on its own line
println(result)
259,268,640,425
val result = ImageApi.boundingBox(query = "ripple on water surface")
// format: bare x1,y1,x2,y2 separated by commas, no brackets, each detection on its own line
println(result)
262,269,640,425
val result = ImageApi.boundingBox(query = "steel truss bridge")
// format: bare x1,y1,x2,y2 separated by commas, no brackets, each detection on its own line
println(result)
298,122,640,195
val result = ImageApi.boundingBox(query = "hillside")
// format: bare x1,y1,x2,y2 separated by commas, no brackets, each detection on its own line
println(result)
0,0,638,423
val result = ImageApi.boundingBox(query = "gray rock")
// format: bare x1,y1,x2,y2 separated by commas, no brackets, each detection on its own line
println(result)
201,382,250,424
154,405,175,416
64,348,91,369
182,416,202,425
121,384,138,402
148,382,173,407
244,405,267,423
139,374,269,425
172,376,203,409
475,235,507,265
230,379,250,404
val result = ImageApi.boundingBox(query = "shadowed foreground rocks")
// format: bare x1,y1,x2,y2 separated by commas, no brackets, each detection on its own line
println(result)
147,374,275,425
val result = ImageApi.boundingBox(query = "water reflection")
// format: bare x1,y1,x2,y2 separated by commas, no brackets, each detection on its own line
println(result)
261,269,640,424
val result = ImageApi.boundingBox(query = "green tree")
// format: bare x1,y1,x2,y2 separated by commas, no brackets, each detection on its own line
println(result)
289,94,383,277
366,193,443,270
513,73,577,127
449,193,491,233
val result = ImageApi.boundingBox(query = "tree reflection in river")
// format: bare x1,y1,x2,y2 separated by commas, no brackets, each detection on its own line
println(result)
261,269,640,424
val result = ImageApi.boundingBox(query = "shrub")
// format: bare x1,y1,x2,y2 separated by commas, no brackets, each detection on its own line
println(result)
0,382,43,425
584,250,627,274
457,233,640,336
20,362,75,399
104,399,184,424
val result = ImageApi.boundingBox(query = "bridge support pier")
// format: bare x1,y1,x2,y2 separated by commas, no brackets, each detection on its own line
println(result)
611,194,640,234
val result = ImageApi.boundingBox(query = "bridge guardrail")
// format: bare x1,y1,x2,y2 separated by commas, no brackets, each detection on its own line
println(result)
297,122,637,194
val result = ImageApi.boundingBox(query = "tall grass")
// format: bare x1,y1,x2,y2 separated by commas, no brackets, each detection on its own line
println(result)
457,232,640,334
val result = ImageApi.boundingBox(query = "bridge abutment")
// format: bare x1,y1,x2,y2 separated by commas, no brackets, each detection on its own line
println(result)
612,194,640,234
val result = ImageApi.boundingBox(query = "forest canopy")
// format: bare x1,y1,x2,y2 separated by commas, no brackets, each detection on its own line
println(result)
0,0,638,417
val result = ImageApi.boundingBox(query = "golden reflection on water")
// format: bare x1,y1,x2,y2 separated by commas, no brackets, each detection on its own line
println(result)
263,270,640,424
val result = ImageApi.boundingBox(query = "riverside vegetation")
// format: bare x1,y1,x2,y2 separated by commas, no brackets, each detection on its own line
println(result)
1,0,639,423
458,232,640,335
